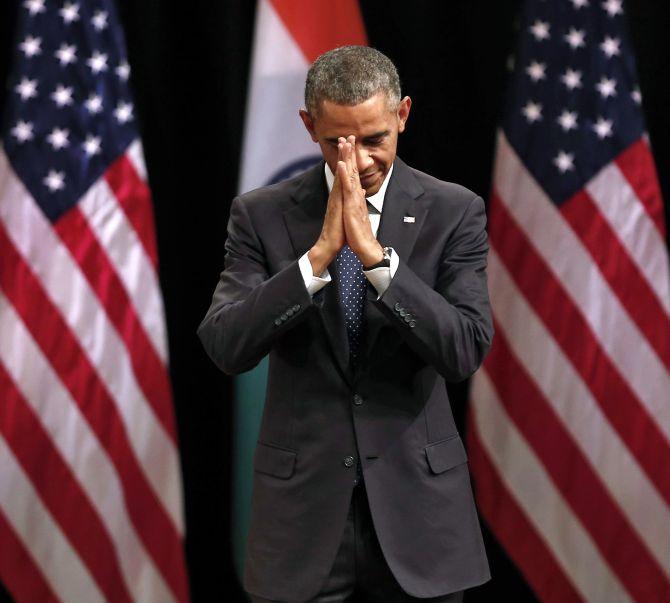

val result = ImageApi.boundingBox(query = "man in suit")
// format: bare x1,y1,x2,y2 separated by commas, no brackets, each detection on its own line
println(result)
198,46,493,602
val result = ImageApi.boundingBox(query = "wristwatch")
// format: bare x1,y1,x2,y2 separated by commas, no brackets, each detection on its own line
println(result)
363,246,392,270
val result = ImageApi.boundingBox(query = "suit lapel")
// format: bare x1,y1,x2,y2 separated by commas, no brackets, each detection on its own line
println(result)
361,158,427,366
283,163,354,385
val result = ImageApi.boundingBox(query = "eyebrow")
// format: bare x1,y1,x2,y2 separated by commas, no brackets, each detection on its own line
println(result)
324,130,389,144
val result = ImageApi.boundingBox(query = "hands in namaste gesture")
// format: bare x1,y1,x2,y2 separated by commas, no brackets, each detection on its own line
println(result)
308,135,385,275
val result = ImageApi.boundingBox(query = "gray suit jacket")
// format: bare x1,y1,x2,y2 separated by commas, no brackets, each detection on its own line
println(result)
198,158,493,602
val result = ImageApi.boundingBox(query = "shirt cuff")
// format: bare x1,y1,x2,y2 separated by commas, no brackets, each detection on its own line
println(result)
298,251,332,296
363,247,399,298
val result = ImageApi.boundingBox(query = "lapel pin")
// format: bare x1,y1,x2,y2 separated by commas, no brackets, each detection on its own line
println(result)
403,216,415,223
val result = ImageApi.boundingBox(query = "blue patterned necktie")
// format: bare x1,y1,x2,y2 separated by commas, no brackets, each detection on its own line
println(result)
335,243,368,487
335,243,368,365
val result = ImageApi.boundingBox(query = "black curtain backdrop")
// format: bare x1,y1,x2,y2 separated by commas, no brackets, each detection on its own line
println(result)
1,1,669,602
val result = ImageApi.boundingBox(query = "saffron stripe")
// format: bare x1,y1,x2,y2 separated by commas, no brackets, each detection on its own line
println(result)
0,223,189,603
0,363,134,603
269,0,367,64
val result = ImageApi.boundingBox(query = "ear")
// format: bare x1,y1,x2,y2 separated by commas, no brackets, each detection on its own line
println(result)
397,96,412,134
299,109,319,142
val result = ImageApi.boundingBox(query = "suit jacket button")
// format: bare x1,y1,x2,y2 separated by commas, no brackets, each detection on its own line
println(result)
404,314,412,323
280,313,288,321
274,318,282,326
286,308,294,317
353,394,363,406
409,320,417,328
394,302,402,312
399,308,407,317
343,456,355,468
293,304,301,312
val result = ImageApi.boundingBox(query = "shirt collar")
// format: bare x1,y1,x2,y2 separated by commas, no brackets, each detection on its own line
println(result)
324,162,394,214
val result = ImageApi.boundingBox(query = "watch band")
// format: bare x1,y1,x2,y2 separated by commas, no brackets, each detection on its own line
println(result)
363,246,392,270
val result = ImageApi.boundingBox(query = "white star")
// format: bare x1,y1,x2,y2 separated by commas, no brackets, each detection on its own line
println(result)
47,127,70,150
529,20,551,41
83,135,101,156
114,101,133,123
19,35,42,58
55,43,77,66
561,68,583,90
631,87,642,104
600,36,620,58
557,110,578,131
596,76,617,98
60,2,80,24
571,0,589,7
24,0,45,15
86,51,108,74
91,10,108,31
116,61,130,81
44,170,65,191
602,0,623,17
15,77,38,100
526,61,546,82
85,93,103,114
564,28,586,49
593,117,613,138
11,120,33,143
51,84,74,106
521,101,543,123
554,151,575,173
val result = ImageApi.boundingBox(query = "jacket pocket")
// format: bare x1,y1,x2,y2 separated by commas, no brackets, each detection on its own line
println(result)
424,435,467,474
253,441,297,479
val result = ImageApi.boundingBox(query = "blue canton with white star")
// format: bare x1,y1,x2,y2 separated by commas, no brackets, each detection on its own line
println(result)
2,0,137,222
504,0,644,204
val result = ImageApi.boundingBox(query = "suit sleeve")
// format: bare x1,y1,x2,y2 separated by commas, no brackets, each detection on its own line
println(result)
375,195,493,382
197,197,314,375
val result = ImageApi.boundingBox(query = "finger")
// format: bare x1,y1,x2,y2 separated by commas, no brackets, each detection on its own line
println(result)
337,137,346,163
337,160,351,194
346,135,361,186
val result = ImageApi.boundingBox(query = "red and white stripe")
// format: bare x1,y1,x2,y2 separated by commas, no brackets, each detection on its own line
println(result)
469,131,670,601
0,143,189,602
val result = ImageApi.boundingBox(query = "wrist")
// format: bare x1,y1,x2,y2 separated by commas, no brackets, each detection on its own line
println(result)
308,242,336,276
360,243,385,268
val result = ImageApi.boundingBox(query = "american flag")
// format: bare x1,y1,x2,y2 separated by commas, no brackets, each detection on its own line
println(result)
467,0,670,601
0,1,188,601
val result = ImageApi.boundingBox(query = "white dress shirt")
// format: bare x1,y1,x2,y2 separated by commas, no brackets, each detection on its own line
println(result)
298,163,399,298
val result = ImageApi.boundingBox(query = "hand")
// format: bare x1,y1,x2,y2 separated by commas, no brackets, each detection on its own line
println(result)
338,136,384,266
307,141,347,275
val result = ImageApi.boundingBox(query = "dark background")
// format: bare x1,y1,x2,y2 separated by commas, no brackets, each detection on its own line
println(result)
1,1,669,601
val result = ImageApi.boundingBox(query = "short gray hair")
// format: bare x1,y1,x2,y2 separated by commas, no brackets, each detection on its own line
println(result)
304,46,401,115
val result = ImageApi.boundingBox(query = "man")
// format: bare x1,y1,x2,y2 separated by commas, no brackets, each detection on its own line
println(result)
198,46,493,602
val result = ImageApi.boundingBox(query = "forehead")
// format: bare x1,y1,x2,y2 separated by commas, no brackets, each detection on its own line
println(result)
314,93,395,136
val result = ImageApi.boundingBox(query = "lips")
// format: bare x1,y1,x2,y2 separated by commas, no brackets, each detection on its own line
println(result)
360,171,377,183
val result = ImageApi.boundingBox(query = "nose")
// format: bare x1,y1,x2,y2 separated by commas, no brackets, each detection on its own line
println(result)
355,144,374,173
